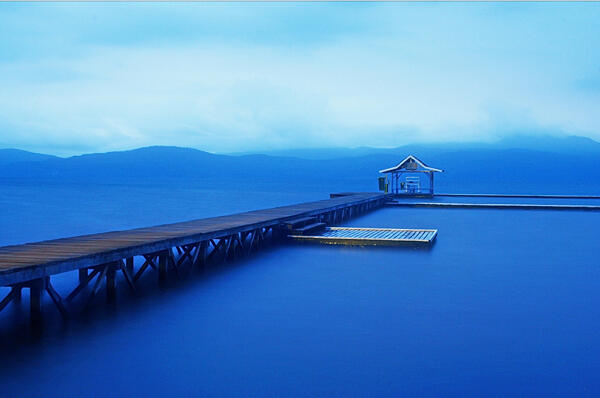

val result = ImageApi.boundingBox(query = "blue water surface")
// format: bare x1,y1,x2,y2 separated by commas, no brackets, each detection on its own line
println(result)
0,182,599,397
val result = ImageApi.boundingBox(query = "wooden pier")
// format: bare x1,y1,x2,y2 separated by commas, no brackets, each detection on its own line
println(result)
436,193,600,199
0,192,389,323
387,202,600,211
289,227,437,246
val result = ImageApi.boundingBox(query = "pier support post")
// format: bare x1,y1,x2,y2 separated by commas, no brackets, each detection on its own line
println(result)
0,286,21,313
29,278,44,325
106,263,118,302
272,226,285,241
198,241,207,268
78,268,88,284
12,286,22,303
158,252,168,283
126,257,134,275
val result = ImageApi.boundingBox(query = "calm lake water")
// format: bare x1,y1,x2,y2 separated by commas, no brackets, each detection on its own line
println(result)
1,182,599,397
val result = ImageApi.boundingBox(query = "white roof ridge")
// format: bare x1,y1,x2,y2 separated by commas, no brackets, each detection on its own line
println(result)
379,155,443,173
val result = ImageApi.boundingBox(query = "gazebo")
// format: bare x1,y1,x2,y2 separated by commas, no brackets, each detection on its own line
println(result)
378,155,443,197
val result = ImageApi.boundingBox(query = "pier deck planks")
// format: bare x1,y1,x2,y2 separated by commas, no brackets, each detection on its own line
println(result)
0,193,388,285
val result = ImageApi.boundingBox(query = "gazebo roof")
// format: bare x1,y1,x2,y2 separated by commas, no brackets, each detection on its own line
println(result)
379,155,443,174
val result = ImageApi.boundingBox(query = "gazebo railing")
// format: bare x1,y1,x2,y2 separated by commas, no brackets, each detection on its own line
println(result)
394,188,434,195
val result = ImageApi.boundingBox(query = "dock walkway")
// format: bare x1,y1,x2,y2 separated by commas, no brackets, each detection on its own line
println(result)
387,201,600,211
0,192,389,322
436,193,600,199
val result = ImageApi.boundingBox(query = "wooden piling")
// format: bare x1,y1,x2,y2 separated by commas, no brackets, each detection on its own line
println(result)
78,268,88,284
29,279,44,324
158,252,167,283
126,257,134,274
106,263,117,302
12,286,21,303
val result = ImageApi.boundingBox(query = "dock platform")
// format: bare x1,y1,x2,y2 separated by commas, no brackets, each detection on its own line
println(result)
436,193,600,199
289,227,437,246
386,202,600,211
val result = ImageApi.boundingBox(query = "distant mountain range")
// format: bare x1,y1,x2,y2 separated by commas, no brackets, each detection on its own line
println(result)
0,148,59,166
228,135,600,159
1,135,599,194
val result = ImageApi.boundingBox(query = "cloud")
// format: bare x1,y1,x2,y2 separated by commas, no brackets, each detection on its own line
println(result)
0,3,599,155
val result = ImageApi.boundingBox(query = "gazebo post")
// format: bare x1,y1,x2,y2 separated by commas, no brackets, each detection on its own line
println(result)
430,172,434,195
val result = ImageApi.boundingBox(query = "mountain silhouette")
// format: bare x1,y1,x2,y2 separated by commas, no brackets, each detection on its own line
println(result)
1,135,599,194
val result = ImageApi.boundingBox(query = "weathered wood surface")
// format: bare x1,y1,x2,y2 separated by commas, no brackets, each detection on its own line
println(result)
0,193,389,285
289,227,437,246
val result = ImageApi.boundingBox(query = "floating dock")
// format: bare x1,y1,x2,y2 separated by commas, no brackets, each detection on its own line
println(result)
0,192,390,323
289,227,437,246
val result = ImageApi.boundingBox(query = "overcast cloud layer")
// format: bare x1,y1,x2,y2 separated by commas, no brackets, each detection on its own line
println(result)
1,3,599,155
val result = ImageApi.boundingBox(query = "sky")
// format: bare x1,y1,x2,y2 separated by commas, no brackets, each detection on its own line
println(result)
0,2,599,156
